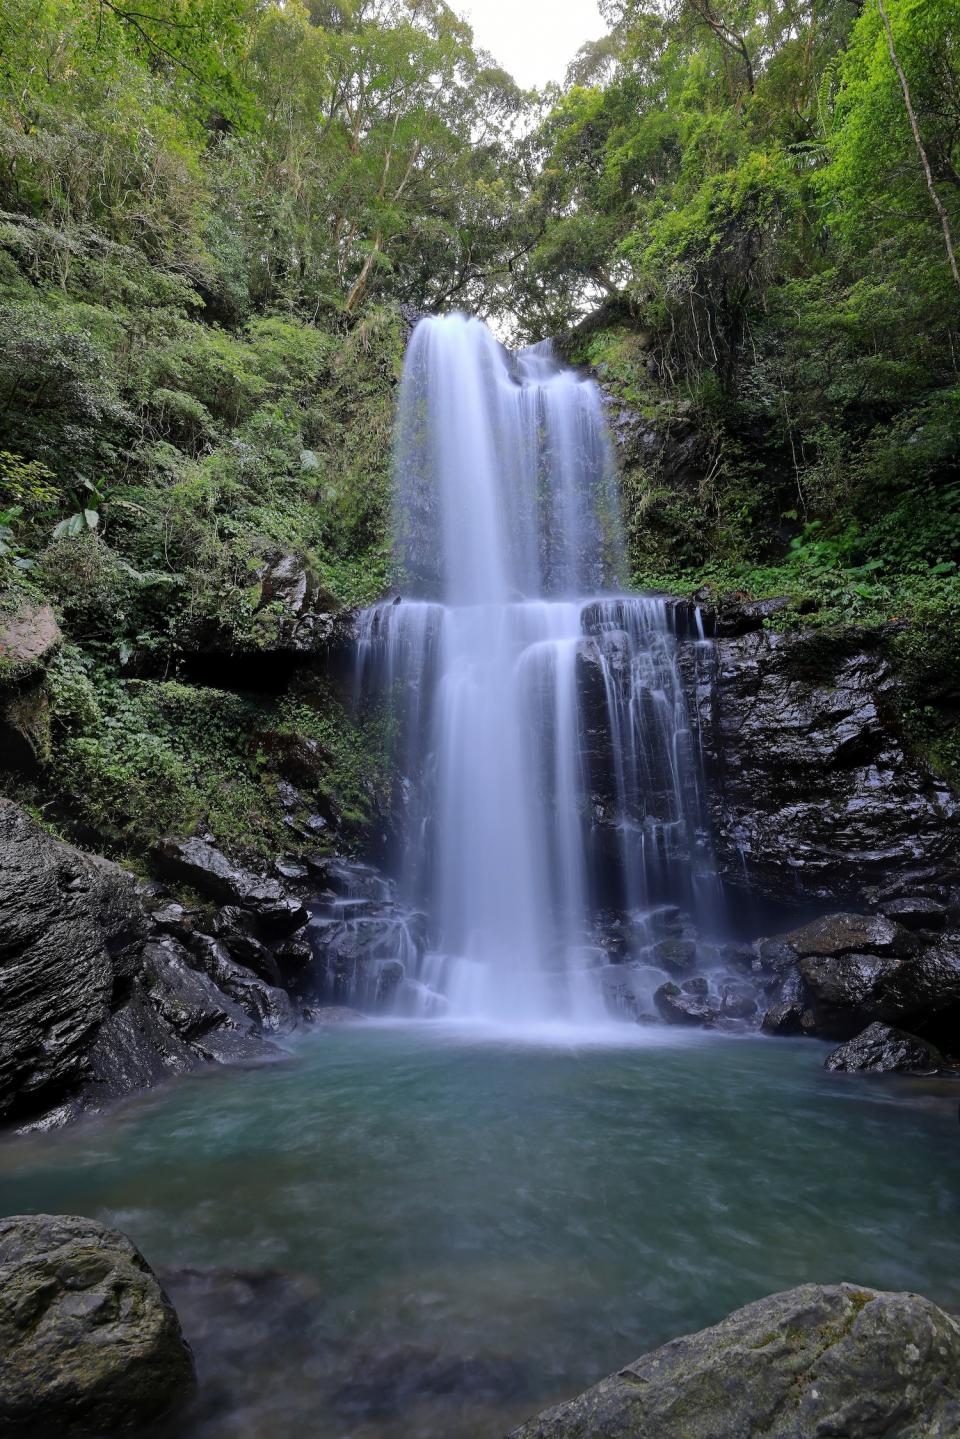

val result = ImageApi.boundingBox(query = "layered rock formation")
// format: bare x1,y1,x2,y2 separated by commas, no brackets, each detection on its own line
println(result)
694,620,958,903
0,800,310,1129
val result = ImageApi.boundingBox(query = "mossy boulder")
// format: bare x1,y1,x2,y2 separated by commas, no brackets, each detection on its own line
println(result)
508,1283,960,1439
0,1214,195,1433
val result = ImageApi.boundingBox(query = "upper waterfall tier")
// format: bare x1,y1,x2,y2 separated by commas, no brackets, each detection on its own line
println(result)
392,313,624,602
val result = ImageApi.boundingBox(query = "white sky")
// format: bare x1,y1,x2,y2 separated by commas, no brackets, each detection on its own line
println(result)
458,0,607,89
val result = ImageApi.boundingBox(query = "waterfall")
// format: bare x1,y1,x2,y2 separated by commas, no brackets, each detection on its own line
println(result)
347,314,718,1023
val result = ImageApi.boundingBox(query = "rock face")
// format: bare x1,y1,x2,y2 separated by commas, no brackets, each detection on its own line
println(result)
696,625,958,903
0,1214,195,1433
0,800,306,1128
0,799,127,1119
154,836,307,935
824,1023,946,1074
507,1283,960,1439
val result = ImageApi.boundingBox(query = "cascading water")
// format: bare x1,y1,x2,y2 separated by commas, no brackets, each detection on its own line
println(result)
345,313,719,1023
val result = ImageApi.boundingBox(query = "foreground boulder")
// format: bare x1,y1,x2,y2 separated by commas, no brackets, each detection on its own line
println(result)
508,1283,960,1439
824,1022,946,1074
0,1214,195,1433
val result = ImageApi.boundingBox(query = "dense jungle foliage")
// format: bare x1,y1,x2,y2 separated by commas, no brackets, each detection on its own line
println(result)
0,0,957,854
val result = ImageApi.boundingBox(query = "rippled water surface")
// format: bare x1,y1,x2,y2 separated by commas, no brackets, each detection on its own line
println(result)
1,1024,958,1439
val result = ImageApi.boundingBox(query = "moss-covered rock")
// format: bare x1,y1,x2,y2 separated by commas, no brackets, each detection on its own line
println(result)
508,1283,960,1439
0,1214,195,1433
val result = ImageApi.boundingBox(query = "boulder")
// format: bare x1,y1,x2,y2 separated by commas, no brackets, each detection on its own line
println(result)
0,1214,195,1433
0,602,62,773
785,912,916,959
507,1283,960,1439
761,1001,804,1036
824,1023,946,1074
654,981,716,1027
153,836,307,935
797,943,960,1041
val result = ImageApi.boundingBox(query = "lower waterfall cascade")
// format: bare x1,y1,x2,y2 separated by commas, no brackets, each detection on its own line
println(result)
318,313,726,1023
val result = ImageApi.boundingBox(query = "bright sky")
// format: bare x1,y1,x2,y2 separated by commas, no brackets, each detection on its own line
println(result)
458,0,607,89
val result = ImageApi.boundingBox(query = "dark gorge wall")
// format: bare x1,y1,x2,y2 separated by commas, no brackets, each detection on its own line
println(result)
693,620,959,907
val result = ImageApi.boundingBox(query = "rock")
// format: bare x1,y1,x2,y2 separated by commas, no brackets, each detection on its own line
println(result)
680,976,708,996
797,943,960,1041
713,594,792,636
507,1282,960,1439
824,1022,946,1074
877,895,949,930
0,1213,195,1432
785,911,916,958
187,934,297,1033
74,982,199,1115
0,800,117,1118
210,906,283,984
0,600,61,677
654,981,715,1026
761,1001,804,1035
719,984,757,1019
700,627,958,903
153,837,307,935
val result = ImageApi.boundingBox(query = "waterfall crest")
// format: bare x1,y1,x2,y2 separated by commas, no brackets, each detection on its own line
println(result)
349,314,717,1022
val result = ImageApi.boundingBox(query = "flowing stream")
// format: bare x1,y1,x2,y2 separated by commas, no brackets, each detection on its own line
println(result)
349,315,719,1022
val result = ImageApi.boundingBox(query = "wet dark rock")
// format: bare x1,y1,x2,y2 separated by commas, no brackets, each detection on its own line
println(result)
153,837,307,935
797,942,960,1041
0,800,123,1119
210,906,283,984
654,981,716,1026
700,627,958,903
0,1214,195,1433
761,1001,805,1036
785,912,916,959
75,982,199,1114
681,976,709,996
187,934,297,1034
142,937,251,1041
508,1282,960,1439
876,895,949,930
720,982,758,1019
148,901,198,943
275,859,309,882
713,594,792,637
272,929,313,981
824,1023,946,1074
